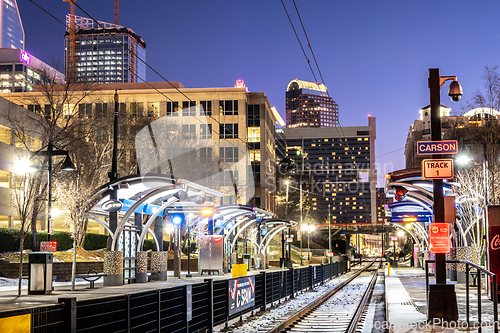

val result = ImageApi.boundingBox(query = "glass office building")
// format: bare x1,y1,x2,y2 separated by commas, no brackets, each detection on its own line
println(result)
64,16,146,84
1,0,24,49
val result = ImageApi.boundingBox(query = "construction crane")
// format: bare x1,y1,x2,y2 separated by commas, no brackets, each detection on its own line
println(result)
63,0,76,82
114,0,119,26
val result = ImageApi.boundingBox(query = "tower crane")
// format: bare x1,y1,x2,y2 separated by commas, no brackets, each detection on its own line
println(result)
63,0,76,82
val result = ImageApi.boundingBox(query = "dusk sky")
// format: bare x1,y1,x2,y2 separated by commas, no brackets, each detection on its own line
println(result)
18,1,500,185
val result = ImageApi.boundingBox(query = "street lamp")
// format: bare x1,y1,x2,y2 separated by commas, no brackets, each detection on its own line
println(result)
427,68,462,321
306,224,315,261
37,143,75,242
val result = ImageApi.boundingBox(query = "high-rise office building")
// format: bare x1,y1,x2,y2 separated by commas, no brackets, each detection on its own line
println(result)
285,79,339,128
284,117,377,223
64,15,146,84
0,0,24,49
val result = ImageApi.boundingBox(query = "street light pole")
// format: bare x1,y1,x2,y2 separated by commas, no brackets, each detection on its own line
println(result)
108,90,120,249
328,204,331,263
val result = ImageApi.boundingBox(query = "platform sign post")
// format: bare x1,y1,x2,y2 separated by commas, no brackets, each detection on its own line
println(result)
429,223,451,254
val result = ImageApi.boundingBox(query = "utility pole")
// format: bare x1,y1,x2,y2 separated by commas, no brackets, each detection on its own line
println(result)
108,90,119,249
328,204,331,263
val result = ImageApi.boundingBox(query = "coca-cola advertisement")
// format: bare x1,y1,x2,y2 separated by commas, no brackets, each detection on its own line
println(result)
486,206,500,281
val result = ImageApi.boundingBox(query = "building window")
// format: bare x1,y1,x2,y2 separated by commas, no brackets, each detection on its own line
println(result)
147,102,160,117
219,100,238,115
182,124,196,139
219,123,238,139
95,103,108,118
200,124,212,139
130,102,144,117
200,101,212,116
247,127,260,143
222,170,238,186
247,104,260,126
167,101,179,116
219,147,238,162
200,147,212,164
78,103,92,118
182,101,196,116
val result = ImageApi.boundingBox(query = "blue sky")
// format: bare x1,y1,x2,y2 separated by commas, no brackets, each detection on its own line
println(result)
18,1,500,185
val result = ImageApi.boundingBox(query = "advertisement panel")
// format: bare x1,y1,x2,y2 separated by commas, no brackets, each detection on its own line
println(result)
228,276,255,315
486,206,500,283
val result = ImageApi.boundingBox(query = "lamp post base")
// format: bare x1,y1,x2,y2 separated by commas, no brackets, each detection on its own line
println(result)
427,284,458,322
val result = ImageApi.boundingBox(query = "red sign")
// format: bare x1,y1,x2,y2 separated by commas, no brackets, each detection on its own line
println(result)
327,252,334,257
487,207,500,282
429,223,450,254
391,236,398,241
40,241,57,252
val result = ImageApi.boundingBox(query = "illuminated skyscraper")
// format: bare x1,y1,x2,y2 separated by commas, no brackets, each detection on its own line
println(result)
64,15,146,83
0,0,24,50
285,79,339,128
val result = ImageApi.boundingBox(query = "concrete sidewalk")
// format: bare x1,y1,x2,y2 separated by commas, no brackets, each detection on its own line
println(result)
385,263,496,332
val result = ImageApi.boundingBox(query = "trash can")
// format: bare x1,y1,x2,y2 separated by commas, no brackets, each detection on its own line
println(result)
28,252,53,295
242,254,251,271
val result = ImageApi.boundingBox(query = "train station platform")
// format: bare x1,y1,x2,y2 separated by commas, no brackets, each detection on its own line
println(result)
385,263,496,332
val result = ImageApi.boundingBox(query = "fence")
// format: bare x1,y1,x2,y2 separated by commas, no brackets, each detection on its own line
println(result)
3,261,348,333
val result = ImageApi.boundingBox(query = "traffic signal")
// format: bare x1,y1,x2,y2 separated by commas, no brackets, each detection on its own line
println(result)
394,186,408,201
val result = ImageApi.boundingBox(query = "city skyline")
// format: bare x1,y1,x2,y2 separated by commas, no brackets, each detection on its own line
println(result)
18,1,500,184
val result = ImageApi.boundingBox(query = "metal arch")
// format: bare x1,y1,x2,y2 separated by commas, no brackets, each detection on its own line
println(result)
387,182,433,197
230,218,258,253
136,197,178,254
215,211,256,235
224,216,254,239
410,223,429,248
259,225,290,254
112,186,178,251
390,223,424,249
406,193,434,209
86,213,160,252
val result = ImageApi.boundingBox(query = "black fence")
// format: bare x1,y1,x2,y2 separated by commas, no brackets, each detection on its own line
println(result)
7,261,348,333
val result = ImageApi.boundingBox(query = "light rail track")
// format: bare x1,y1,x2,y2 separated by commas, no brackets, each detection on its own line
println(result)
266,260,382,333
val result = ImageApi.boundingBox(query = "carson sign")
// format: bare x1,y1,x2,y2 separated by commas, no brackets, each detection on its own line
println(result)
417,140,458,155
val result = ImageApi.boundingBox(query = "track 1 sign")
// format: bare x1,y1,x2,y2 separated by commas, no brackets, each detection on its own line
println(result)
421,159,454,180
417,140,458,155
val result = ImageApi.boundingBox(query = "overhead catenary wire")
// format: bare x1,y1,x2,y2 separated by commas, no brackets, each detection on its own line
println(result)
281,0,372,220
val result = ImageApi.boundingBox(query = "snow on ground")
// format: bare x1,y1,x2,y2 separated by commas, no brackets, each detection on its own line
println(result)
214,267,362,333
0,277,90,291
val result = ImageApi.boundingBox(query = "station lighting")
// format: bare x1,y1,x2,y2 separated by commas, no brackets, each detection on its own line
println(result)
201,207,214,216
171,214,184,225
403,217,417,223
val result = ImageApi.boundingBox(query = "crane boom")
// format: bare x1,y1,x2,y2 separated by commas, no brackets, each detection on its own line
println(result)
63,0,76,82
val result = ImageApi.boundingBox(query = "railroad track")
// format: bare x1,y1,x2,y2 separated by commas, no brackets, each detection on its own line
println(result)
266,260,382,333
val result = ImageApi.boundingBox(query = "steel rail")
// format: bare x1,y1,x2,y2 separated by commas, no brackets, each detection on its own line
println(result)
346,261,381,333
266,260,379,333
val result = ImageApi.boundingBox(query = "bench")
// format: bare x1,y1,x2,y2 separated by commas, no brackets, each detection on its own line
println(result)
470,271,485,287
76,270,106,289
201,269,220,275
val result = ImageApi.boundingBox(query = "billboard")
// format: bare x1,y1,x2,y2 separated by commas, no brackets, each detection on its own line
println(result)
228,276,255,315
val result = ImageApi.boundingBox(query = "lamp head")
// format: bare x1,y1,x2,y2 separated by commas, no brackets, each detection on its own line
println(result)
61,154,76,171
448,80,463,102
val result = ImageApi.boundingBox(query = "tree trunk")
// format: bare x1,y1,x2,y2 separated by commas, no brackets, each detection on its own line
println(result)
30,209,39,252
18,230,24,297
71,238,77,291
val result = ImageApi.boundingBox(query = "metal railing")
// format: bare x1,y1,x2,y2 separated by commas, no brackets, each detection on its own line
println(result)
425,259,498,332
